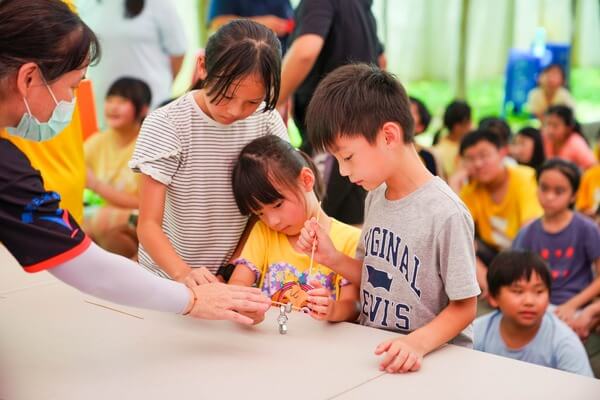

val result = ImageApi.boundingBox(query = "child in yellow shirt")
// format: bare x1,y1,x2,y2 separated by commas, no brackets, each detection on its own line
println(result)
84,77,151,258
459,129,543,298
228,135,360,323
576,165,600,220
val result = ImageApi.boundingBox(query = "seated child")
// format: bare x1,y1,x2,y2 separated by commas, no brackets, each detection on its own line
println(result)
542,105,596,171
527,64,575,120
513,159,600,331
576,164,600,220
512,127,546,171
228,135,361,324
84,77,151,258
409,96,442,177
433,100,472,178
298,64,480,373
474,250,593,377
459,129,543,298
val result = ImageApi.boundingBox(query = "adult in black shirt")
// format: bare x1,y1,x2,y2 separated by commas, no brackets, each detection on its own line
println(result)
277,0,384,225
0,0,270,322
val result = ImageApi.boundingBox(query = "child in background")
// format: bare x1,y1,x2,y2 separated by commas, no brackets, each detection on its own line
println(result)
130,20,288,286
409,96,443,177
542,105,596,171
527,64,575,120
432,100,472,178
474,250,593,377
228,135,360,323
84,77,151,258
298,64,480,373
513,159,600,328
576,164,600,220
512,127,546,171
459,129,543,298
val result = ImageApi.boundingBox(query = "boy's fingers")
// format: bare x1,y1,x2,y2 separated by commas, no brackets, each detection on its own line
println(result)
374,340,392,355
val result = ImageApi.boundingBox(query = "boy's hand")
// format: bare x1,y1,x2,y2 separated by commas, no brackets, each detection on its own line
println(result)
375,334,424,373
297,218,339,267
306,280,334,320
555,303,577,324
571,312,592,340
236,308,266,325
182,267,218,287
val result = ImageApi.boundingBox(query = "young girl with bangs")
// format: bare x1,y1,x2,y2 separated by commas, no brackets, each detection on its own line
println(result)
513,159,600,332
228,135,361,323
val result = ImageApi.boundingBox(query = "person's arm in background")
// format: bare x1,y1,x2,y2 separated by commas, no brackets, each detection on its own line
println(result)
276,0,334,108
86,169,138,209
155,1,187,81
276,34,323,108
170,55,184,79
137,175,216,286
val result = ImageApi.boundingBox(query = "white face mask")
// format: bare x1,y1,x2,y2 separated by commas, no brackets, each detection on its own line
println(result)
7,78,76,142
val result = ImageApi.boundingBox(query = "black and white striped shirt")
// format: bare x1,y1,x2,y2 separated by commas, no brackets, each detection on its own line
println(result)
130,92,289,278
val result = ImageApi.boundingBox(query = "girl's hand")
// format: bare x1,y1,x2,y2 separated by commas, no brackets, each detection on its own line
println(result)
297,218,339,267
182,267,218,287
306,280,334,320
375,334,424,373
571,311,593,340
555,303,577,324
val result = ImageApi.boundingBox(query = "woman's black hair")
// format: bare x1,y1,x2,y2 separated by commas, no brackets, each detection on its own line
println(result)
106,77,152,120
536,158,581,200
0,0,100,85
232,136,324,216
198,19,281,112
125,0,144,18
95,0,144,18
516,127,545,170
487,250,552,298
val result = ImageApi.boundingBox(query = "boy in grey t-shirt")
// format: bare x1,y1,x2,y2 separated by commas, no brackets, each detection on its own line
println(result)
297,64,480,373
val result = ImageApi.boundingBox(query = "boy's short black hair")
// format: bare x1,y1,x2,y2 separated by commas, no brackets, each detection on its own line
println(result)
306,63,414,152
107,77,152,119
443,100,471,130
487,250,552,298
409,96,431,132
459,129,503,156
479,116,511,146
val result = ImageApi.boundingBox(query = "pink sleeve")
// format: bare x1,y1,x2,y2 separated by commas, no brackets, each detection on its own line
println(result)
566,135,597,170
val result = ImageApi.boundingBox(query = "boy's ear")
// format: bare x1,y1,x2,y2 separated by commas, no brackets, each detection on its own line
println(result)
499,145,509,158
299,167,315,192
196,55,208,81
381,121,404,146
487,294,499,309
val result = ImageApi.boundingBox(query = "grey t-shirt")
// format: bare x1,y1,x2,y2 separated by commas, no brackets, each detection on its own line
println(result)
357,177,480,347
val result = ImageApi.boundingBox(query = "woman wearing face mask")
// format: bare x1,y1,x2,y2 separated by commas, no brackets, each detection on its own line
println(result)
0,0,270,324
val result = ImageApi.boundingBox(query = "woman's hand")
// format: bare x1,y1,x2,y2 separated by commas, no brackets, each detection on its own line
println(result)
185,283,271,324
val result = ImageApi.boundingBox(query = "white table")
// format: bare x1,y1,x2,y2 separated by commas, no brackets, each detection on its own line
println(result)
1,244,599,400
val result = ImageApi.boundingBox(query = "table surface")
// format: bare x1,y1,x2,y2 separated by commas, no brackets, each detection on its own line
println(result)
1,244,599,400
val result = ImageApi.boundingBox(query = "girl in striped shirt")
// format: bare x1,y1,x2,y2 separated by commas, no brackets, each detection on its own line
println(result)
130,20,288,288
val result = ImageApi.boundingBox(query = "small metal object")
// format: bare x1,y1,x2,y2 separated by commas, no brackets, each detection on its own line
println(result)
279,323,288,334
277,304,289,335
